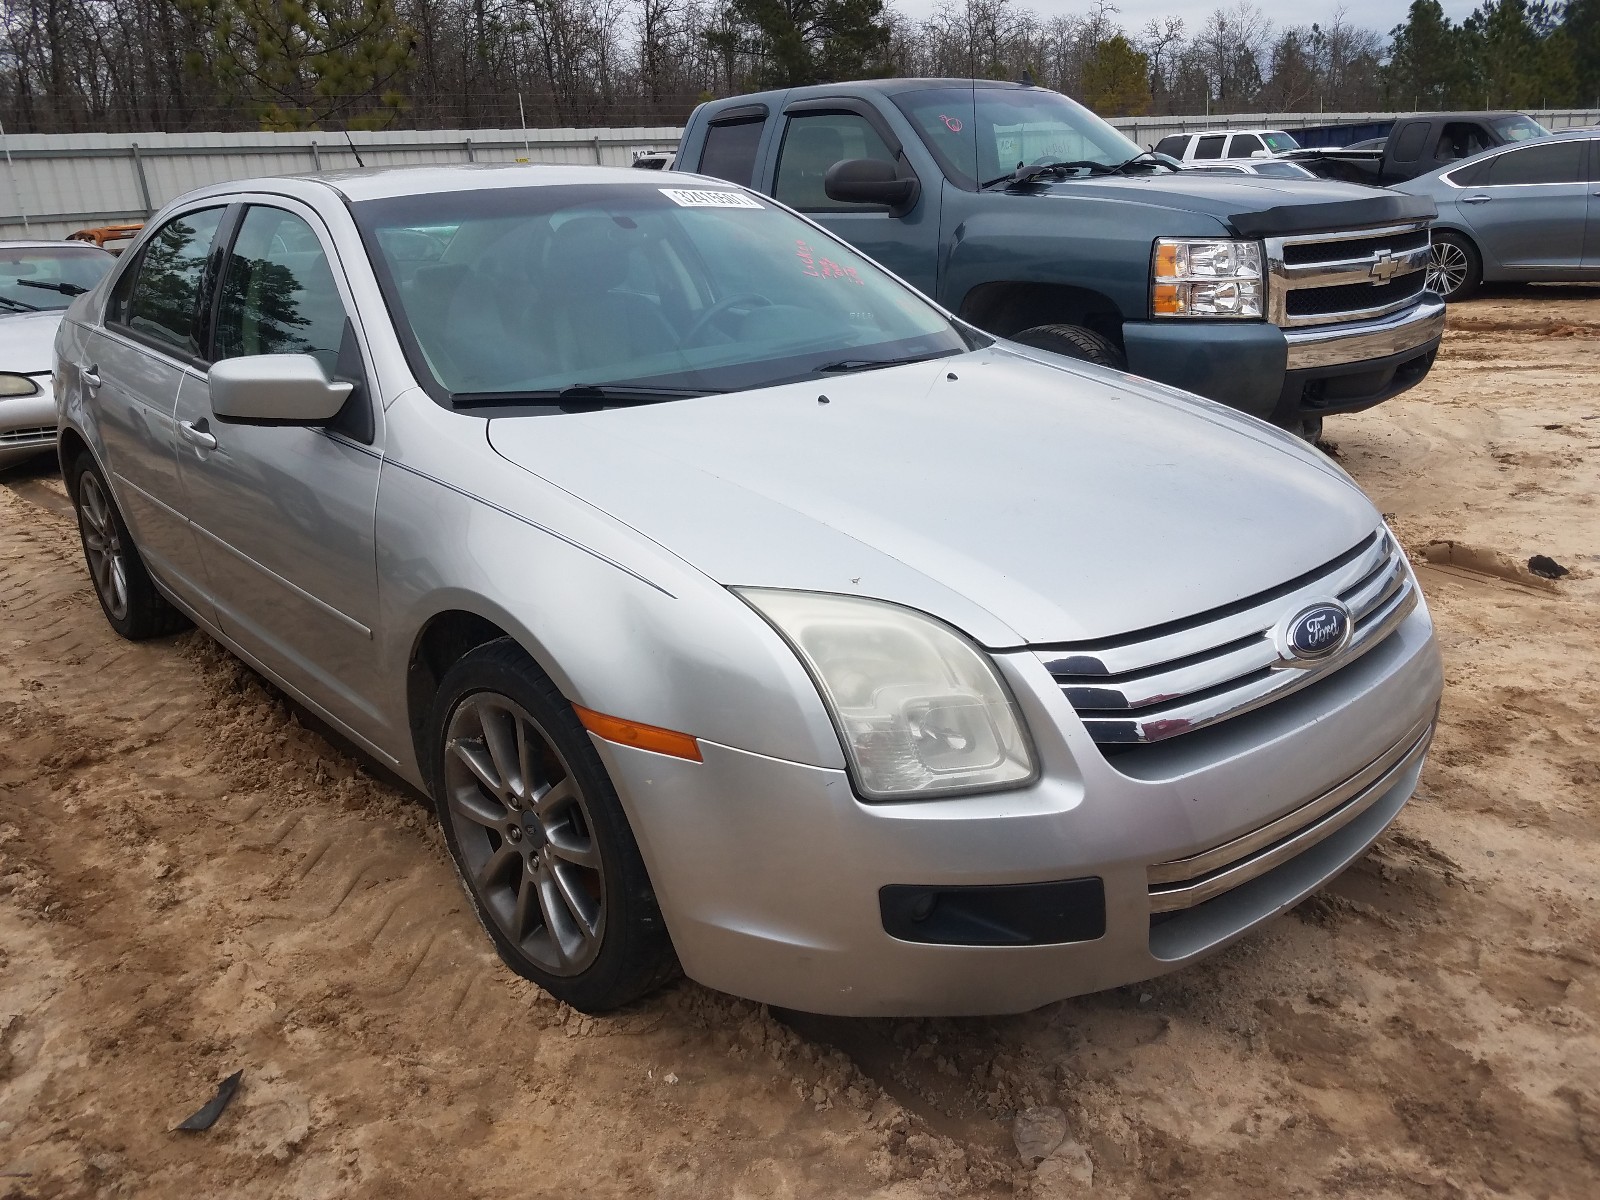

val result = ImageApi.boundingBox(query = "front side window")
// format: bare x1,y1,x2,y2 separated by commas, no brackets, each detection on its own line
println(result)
0,245,113,314
356,183,973,406
215,207,349,373
1483,140,1586,186
1229,134,1265,157
1193,135,1225,160
775,113,899,211
893,86,1142,187
698,119,764,187
121,207,226,355
1436,122,1490,162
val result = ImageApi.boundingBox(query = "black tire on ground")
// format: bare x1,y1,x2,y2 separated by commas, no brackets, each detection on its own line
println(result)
69,451,189,640
427,638,679,1013
1427,231,1482,302
1011,323,1128,369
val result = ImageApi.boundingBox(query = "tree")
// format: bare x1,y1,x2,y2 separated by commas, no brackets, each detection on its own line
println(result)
723,0,892,86
1571,0,1600,102
1082,34,1150,115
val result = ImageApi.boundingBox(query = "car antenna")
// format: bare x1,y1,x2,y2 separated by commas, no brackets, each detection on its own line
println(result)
344,130,366,169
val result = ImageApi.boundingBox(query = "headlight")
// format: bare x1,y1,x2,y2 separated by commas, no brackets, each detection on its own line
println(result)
1152,238,1264,318
738,589,1037,800
0,373,41,397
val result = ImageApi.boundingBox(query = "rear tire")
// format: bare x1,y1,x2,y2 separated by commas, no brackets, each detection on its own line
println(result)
1427,232,1481,302
427,639,678,1013
69,452,189,640
1011,323,1127,369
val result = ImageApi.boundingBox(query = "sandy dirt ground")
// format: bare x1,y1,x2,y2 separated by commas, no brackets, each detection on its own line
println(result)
1,288,1597,1200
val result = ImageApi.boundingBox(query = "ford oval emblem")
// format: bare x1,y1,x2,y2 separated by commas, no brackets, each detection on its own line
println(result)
1285,602,1351,661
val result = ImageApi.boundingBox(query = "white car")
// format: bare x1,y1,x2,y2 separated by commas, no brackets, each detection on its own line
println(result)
1156,129,1303,164
1,241,115,468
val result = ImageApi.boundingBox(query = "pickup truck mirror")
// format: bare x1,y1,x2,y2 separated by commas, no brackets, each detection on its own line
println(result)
209,354,354,426
825,159,920,213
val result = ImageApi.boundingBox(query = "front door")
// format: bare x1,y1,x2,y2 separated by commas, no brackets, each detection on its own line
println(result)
1456,139,1591,272
172,200,387,745
772,109,940,296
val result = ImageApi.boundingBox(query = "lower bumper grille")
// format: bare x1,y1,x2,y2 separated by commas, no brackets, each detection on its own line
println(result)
1146,715,1434,913
0,426,55,445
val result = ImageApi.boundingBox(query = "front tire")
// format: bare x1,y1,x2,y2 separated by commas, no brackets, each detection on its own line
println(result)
427,639,677,1012
69,452,189,639
1427,232,1481,302
1011,323,1128,369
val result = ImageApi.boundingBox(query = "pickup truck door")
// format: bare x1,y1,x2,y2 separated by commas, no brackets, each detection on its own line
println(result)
1454,139,1590,272
768,100,940,296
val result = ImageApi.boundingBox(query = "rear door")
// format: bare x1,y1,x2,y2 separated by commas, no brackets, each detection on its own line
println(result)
1454,139,1590,271
88,205,228,618
1585,138,1600,270
172,199,387,743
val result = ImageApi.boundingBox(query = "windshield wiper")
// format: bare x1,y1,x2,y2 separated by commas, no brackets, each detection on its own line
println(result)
814,349,961,374
981,160,1117,189
1108,151,1175,175
452,383,719,411
18,279,88,296
0,294,41,313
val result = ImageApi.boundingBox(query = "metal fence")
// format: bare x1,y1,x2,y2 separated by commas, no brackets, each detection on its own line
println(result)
4,110,1597,241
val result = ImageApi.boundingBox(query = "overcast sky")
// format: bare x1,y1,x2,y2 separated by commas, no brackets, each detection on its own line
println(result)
888,0,1485,38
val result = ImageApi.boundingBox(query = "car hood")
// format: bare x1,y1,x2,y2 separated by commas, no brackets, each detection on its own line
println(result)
1035,175,1435,238
486,347,1378,648
0,309,65,374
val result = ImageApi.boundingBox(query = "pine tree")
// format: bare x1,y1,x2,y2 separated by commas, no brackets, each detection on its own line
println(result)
1082,35,1151,116
723,0,893,87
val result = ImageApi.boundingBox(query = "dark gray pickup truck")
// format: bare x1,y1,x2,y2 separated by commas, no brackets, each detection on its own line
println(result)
676,79,1446,437
1286,111,1551,186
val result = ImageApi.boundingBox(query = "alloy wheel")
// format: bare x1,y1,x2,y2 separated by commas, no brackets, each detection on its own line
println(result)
1427,241,1470,298
78,471,129,622
443,693,606,975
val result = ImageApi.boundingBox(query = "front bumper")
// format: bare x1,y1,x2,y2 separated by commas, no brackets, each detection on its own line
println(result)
592,602,1444,1016
0,374,58,468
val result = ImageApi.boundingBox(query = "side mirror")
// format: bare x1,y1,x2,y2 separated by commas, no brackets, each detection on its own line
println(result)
1251,149,1272,159
209,354,354,426
824,159,920,213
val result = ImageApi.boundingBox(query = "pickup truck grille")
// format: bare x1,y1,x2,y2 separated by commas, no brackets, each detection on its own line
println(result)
1266,222,1432,329
1037,530,1415,747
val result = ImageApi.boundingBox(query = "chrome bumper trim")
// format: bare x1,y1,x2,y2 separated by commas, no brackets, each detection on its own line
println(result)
1284,297,1446,371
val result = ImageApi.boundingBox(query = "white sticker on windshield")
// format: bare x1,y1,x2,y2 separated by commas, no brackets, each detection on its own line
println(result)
659,188,764,209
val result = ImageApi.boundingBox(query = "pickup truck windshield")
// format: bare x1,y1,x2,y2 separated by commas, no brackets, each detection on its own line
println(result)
1491,115,1550,142
893,88,1142,189
355,183,970,406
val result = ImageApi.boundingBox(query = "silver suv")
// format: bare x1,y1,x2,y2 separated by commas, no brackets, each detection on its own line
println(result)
54,165,1443,1016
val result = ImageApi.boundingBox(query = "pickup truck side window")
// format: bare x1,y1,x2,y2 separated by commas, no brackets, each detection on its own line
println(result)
1193,135,1225,160
1435,123,1490,162
775,113,898,211
1390,122,1430,163
1483,140,1586,186
1229,134,1264,157
116,207,227,359
698,119,765,187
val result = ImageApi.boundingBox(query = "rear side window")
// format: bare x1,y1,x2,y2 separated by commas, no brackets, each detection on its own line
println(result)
1229,134,1265,157
775,112,899,211
1193,135,1225,160
698,119,764,187
1154,135,1186,158
119,207,226,356
1484,140,1586,185
1390,122,1430,163
215,206,350,374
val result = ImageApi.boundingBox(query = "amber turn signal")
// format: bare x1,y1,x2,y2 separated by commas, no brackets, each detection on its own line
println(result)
573,704,704,762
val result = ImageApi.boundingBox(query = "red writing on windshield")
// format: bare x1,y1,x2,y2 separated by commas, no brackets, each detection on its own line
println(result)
940,114,963,133
796,240,864,285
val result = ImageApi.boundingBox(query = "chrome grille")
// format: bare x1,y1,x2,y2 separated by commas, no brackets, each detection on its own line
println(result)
1266,222,1432,329
1038,530,1416,746
0,426,55,445
1147,713,1434,913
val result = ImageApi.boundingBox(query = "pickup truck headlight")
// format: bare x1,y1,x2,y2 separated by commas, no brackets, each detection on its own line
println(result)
0,373,41,397
738,589,1037,800
1152,238,1264,318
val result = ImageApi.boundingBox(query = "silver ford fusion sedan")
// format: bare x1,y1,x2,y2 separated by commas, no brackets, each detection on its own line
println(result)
54,165,1443,1016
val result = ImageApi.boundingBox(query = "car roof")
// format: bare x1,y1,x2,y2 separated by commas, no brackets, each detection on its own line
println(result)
0,239,110,251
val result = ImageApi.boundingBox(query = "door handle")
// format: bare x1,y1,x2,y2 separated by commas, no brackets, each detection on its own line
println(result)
1461,194,1492,204
179,418,218,451
82,365,101,388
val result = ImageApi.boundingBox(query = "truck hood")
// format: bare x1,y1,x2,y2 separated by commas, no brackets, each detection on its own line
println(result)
0,309,65,375
1034,175,1435,237
485,347,1378,648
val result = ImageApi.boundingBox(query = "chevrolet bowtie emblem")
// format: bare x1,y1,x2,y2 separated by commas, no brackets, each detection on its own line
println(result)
1369,250,1400,284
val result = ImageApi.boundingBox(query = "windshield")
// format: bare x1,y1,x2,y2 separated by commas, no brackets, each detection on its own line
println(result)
0,244,113,312
1261,131,1301,152
892,87,1142,188
1492,115,1550,142
356,183,971,406
1250,160,1316,179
